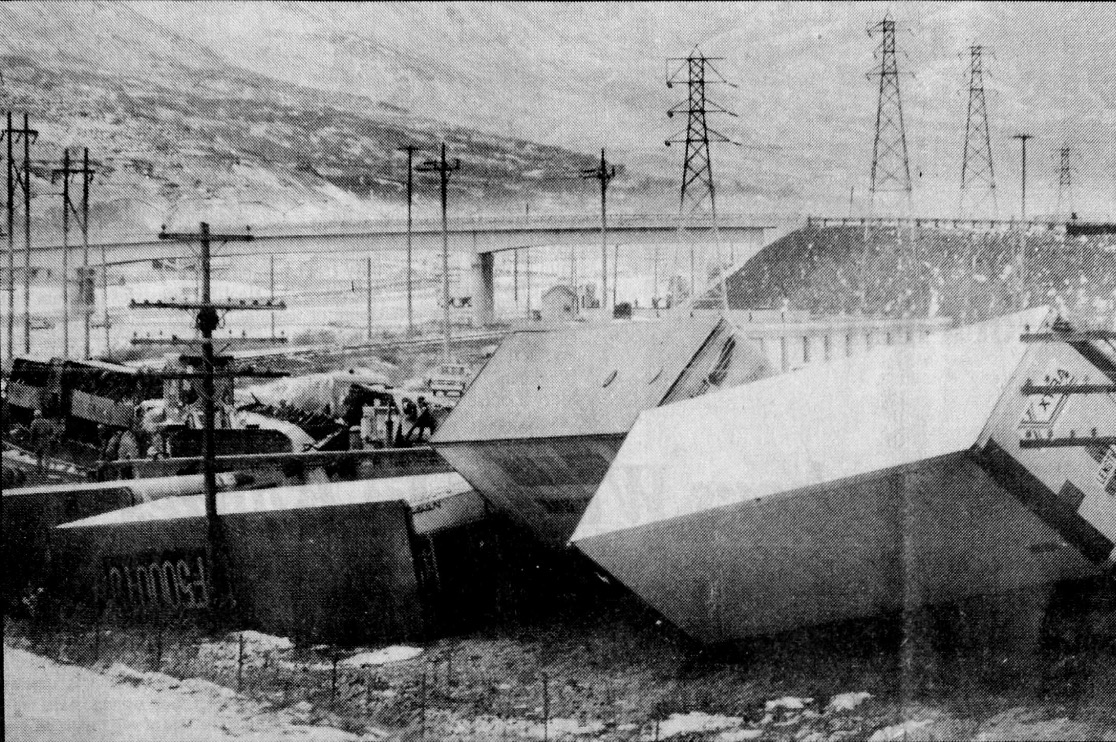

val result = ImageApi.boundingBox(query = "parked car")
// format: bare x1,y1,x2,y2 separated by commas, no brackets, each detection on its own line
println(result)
424,362,472,397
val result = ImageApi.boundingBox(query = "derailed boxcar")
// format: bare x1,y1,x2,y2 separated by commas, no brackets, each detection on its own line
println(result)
55,473,492,643
572,309,1116,643
433,317,773,547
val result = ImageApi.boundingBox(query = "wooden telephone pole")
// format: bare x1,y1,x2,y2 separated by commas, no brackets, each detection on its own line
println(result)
398,145,420,336
582,148,618,315
132,222,285,621
52,148,95,359
417,144,460,363
4,113,38,357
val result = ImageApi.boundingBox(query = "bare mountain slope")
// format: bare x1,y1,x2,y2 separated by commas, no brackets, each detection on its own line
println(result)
127,2,1116,217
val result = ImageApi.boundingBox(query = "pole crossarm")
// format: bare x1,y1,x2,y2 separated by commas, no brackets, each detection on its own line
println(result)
138,371,291,380
1021,382,1116,395
1021,330,1116,343
130,336,289,346
131,299,287,311
51,151,96,230
1020,436,1116,449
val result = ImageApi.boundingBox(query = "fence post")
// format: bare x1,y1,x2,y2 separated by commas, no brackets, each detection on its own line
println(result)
153,616,163,672
366,667,372,712
237,631,245,693
542,671,549,742
420,667,427,741
330,653,339,710
93,610,101,665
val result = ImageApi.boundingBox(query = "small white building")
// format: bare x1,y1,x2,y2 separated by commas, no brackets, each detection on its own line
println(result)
541,285,577,321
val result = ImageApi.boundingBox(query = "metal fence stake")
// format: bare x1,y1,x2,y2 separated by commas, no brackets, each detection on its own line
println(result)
330,653,339,709
237,631,245,693
154,618,163,672
420,667,427,741
542,672,549,742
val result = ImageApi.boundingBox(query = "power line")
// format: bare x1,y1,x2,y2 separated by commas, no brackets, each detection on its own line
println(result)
959,45,997,218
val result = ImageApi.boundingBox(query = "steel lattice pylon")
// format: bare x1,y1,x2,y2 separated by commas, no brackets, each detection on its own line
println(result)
666,51,737,216
867,13,913,213
664,50,738,306
959,45,998,217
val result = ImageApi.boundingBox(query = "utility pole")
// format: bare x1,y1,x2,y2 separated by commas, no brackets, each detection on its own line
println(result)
1011,133,1034,311
582,148,617,315
866,13,914,214
958,45,997,218
398,145,419,336
416,144,460,362
666,50,738,304
269,254,275,339
525,203,532,319
134,222,284,623
1012,133,1033,219
52,147,96,359
1056,146,1076,220
4,113,38,356
366,255,372,340
612,243,619,309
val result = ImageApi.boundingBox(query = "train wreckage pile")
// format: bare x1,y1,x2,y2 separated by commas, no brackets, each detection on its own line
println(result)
3,307,1113,653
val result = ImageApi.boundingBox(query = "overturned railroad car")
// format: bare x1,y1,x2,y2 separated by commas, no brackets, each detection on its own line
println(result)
432,317,774,546
572,309,1116,643
55,473,497,642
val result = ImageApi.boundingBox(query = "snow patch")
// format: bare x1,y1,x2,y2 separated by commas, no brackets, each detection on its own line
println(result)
655,711,748,738
827,691,871,712
339,645,423,667
716,729,764,741
869,717,937,741
236,630,294,652
765,695,813,712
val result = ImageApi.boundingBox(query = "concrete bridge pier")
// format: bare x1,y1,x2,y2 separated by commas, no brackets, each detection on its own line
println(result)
471,252,495,327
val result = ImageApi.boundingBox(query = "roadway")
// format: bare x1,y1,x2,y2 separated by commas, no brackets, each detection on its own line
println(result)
16,213,775,269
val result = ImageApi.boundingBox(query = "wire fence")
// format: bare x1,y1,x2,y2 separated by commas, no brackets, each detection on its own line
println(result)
5,604,861,742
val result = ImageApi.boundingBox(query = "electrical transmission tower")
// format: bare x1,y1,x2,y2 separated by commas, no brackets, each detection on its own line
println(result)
866,13,913,213
665,49,738,305
1055,145,1076,219
959,45,997,217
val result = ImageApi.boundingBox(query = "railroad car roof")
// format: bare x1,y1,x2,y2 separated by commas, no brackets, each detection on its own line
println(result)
433,316,724,443
573,307,1052,543
58,471,474,527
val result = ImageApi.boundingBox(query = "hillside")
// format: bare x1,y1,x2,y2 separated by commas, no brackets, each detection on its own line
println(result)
0,2,610,238
1,2,1113,236
126,2,1116,218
